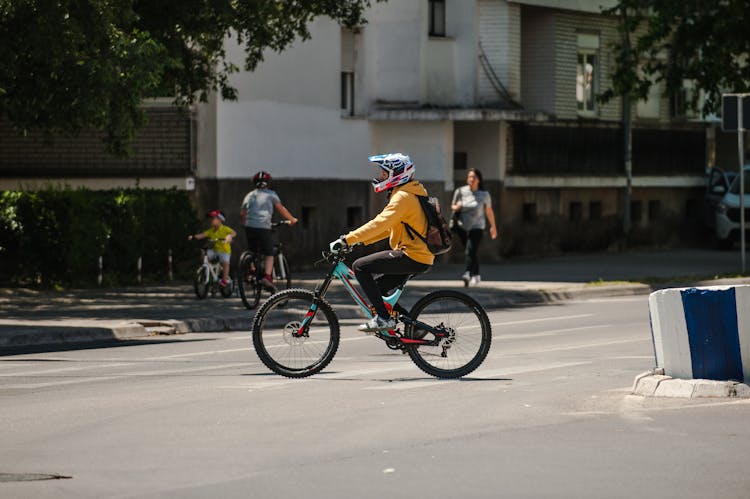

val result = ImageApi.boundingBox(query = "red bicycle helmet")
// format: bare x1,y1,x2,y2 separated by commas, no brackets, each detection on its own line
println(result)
253,171,272,188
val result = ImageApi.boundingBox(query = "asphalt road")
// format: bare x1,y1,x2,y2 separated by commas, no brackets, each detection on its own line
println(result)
1,296,749,498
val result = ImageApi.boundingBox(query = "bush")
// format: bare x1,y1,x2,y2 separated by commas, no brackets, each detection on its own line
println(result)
0,188,200,287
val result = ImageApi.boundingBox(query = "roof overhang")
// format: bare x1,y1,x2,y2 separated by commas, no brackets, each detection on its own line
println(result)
368,108,550,122
507,0,617,14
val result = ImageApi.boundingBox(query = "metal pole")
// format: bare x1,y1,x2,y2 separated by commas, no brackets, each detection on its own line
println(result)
739,96,746,273
624,92,633,236
137,256,142,285
621,9,633,238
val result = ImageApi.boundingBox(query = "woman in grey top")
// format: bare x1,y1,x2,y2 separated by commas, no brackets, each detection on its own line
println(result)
451,168,497,286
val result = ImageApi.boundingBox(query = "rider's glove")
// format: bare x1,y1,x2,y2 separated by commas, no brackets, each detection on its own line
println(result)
329,237,348,254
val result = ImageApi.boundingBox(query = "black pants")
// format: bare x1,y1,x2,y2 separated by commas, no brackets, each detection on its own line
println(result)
352,250,431,319
455,227,484,276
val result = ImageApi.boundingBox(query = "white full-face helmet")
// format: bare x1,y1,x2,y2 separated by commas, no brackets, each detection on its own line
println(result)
369,153,415,193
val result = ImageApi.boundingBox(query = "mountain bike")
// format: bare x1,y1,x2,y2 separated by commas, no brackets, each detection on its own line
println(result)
237,220,292,310
251,243,492,379
193,239,234,299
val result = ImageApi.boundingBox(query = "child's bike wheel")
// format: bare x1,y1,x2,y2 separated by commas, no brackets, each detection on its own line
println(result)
405,290,492,379
193,267,209,299
220,280,233,298
252,289,340,378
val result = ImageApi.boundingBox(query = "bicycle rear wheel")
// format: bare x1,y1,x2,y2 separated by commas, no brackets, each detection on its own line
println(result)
405,290,492,378
237,252,261,310
273,252,292,290
252,289,339,378
193,267,209,299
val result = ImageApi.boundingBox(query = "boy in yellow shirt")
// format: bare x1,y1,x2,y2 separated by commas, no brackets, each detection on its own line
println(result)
188,210,237,286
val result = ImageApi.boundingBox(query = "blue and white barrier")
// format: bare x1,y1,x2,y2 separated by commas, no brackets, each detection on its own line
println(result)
649,285,750,382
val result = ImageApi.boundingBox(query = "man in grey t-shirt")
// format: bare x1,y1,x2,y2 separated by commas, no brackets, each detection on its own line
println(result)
240,171,298,290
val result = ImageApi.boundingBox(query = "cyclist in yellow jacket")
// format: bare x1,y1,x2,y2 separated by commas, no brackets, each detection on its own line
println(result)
330,153,434,332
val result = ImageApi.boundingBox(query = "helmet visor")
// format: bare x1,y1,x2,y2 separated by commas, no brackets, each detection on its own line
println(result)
372,164,388,184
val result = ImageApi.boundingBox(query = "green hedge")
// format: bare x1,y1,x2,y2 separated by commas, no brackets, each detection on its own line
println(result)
0,188,200,286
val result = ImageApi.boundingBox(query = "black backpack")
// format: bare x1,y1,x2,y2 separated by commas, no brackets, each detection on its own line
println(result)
403,195,453,256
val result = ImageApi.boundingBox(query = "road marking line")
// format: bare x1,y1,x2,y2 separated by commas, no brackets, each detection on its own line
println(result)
495,324,614,340
0,362,133,377
506,337,649,355
0,376,122,390
364,361,591,390
490,314,594,327
147,335,371,360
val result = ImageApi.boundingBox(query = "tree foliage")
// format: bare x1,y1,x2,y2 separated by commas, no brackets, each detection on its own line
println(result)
0,0,375,153
602,0,750,115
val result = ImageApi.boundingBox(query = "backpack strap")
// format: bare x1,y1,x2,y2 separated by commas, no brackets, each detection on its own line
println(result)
402,221,428,244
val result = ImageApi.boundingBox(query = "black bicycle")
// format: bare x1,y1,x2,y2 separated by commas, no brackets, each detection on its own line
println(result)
251,243,492,379
237,221,292,310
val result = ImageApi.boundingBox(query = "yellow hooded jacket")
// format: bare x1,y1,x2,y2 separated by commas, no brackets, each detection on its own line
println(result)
344,181,435,266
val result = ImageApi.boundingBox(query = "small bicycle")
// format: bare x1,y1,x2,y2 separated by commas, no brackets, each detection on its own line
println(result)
237,220,292,310
251,244,492,379
193,239,234,299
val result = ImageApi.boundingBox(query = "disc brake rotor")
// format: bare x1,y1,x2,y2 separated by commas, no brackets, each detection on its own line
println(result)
282,321,307,346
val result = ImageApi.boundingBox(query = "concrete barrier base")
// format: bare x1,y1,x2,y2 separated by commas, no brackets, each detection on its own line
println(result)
632,369,750,398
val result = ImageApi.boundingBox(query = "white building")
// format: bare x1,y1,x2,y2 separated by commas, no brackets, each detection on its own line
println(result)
1,0,725,259
193,0,717,259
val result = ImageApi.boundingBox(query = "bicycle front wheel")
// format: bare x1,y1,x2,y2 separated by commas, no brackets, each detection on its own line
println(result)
252,289,340,378
237,252,261,310
193,266,209,299
405,290,492,379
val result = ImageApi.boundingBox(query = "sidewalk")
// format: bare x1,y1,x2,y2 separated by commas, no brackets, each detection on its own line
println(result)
1,249,747,350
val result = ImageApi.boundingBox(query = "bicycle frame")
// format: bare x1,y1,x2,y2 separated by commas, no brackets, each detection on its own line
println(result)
294,253,448,347
201,252,222,283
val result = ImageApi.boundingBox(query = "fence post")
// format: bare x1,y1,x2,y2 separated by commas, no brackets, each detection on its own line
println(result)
137,256,142,285
168,249,173,281
97,256,103,286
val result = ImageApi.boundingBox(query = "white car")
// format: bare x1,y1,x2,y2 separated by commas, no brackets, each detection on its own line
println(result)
715,165,750,249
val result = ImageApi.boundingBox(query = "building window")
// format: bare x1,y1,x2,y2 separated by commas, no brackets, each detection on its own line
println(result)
340,28,355,116
569,202,583,222
341,72,354,116
671,80,698,119
576,34,599,116
454,151,467,171
428,0,446,37
631,201,642,223
636,78,661,119
522,203,537,223
648,200,661,221
589,201,602,220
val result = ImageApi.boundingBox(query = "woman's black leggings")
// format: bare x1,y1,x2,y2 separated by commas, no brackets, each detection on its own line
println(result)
456,227,484,276
352,250,431,319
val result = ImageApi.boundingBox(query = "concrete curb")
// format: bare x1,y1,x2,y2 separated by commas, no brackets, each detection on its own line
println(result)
0,322,149,348
632,370,750,398
0,282,649,350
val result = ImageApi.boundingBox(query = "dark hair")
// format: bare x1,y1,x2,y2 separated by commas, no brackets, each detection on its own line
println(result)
467,168,485,191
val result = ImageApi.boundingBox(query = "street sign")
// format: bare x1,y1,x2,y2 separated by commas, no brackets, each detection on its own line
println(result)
722,94,750,131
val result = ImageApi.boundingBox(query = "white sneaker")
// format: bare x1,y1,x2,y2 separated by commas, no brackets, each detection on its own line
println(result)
358,316,397,332
469,275,481,286
461,271,471,287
